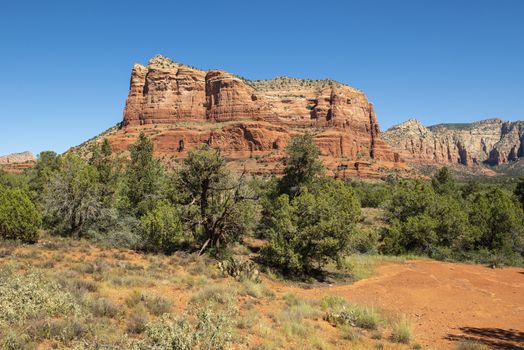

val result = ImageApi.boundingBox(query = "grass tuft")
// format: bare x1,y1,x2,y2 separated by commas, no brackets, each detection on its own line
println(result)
391,316,412,344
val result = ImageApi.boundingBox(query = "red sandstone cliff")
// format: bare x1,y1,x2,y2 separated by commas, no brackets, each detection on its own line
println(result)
82,55,402,177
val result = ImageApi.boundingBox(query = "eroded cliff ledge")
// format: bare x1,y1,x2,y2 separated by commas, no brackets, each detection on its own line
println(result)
383,118,524,166
100,55,401,177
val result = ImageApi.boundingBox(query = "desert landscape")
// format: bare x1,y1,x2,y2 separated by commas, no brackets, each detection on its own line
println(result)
1,1,524,350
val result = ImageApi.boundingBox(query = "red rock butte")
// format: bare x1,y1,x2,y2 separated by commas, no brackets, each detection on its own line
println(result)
97,55,404,177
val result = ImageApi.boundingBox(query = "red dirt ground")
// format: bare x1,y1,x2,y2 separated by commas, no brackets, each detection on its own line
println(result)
269,260,524,350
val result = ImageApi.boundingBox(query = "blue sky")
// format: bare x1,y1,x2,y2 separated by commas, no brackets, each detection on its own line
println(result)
1,0,523,155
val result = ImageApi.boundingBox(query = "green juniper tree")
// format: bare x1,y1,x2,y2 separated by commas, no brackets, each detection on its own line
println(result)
431,166,456,195
140,200,185,254
125,133,166,216
89,138,121,207
30,151,61,201
0,184,41,243
261,179,361,274
278,133,324,197
42,153,102,236
176,144,255,255
515,177,524,209
260,133,361,274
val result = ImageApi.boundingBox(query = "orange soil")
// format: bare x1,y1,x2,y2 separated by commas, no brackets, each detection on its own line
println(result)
268,260,524,350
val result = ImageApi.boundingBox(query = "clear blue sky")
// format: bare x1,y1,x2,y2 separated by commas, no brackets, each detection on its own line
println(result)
1,0,523,155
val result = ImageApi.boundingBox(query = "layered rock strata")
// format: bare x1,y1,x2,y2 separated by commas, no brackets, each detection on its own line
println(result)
0,151,36,172
383,118,524,166
115,55,400,176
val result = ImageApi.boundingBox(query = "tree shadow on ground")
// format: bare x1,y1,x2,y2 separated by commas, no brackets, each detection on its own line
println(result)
446,327,524,350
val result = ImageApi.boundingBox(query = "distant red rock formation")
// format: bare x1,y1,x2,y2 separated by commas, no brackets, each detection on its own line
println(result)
84,55,405,177
0,151,36,173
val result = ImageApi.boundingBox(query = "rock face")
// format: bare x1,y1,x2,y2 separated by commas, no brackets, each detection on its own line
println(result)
0,151,36,165
0,151,36,172
105,55,401,177
383,118,524,166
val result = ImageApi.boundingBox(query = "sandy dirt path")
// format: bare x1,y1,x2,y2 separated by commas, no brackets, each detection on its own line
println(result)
268,260,524,349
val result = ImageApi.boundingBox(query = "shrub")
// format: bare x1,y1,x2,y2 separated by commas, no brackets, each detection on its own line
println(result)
1,332,33,350
140,201,186,254
85,212,142,249
190,284,237,306
469,188,524,253
382,178,524,265
321,296,381,330
384,214,438,255
260,179,361,274
127,305,148,334
350,181,391,208
0,267,81,326
90,297,119,318
144,294,172,316
0,185,41,243
30,317,88,342
41,153,104,236
136,306,233,350
431,166,456,195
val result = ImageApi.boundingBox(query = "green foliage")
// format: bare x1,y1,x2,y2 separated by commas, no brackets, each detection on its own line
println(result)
350,181,391,208
140,201,186,254
278,133,324,196
515,176,524,208
0,170,30,192
261,179,361,273
89,138,121,207
385,214,438,255
322,296,382,330
461,180,481,199
0,267,81,327
176,144,256,255
384,180,473,255
125,132,166,216
85,212,141,249
431,166,456,194
0,185,41,243
218,257,261,282
383,177,524,265
469,188,524,254
391,317,411,344
30,151,62,199
42,153,103,235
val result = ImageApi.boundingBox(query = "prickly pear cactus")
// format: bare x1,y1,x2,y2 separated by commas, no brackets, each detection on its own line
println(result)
218,257,260,283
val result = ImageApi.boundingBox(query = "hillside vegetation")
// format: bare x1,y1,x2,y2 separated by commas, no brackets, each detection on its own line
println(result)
0,133,523,349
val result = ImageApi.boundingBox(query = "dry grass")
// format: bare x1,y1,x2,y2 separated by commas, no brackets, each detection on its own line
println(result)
0,234,416,349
